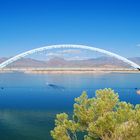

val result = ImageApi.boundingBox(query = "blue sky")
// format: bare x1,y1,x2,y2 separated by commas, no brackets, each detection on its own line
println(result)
0,0,140,57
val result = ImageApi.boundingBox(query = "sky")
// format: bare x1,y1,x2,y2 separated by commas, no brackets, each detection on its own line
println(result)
0,0,140,58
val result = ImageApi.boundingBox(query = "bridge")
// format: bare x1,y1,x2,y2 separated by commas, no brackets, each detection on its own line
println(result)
0,44,140,70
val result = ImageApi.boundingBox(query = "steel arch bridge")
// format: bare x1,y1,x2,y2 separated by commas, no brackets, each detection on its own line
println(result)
0,44,140,70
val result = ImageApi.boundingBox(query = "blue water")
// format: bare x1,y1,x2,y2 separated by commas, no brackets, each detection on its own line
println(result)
0,73,139,140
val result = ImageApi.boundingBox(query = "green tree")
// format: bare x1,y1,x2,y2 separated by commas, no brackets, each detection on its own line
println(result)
51,88,140,140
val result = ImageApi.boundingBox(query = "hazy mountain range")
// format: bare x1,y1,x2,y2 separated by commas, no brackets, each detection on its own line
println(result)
0,57,140,68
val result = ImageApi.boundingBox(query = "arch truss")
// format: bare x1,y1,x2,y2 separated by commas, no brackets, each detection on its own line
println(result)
0,44,140,70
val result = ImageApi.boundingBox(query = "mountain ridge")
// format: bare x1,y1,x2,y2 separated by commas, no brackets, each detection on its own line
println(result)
0,56,140,68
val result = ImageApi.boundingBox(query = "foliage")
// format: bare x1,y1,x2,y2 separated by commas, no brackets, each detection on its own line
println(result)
51,88,140,140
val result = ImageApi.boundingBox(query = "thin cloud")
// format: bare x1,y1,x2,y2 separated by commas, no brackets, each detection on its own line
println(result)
66,56,91,61
60,49,81,54
46,49,81,56
136,44,140,47
46,52,61,57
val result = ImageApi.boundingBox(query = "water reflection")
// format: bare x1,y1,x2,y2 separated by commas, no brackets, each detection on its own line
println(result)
0,109,58,140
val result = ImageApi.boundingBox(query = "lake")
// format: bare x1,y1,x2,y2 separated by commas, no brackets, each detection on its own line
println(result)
0,73,140,140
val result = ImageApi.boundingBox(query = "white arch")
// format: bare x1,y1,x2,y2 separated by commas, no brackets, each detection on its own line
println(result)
0,44,140,70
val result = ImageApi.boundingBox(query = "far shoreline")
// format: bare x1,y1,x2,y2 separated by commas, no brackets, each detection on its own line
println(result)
0,68,140,74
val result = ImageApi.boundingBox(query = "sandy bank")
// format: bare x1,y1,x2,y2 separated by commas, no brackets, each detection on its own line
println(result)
0,68,139,74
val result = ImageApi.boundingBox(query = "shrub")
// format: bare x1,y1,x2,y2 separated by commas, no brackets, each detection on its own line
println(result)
51,88,140,140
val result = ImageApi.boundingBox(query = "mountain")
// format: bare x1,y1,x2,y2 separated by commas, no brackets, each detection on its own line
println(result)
0,56,140,68
129,57,140,65
0,57,8,63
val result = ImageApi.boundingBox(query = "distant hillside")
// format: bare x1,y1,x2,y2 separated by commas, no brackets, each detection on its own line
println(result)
0,57,8,63
129,57,140,65
0,56,140,68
